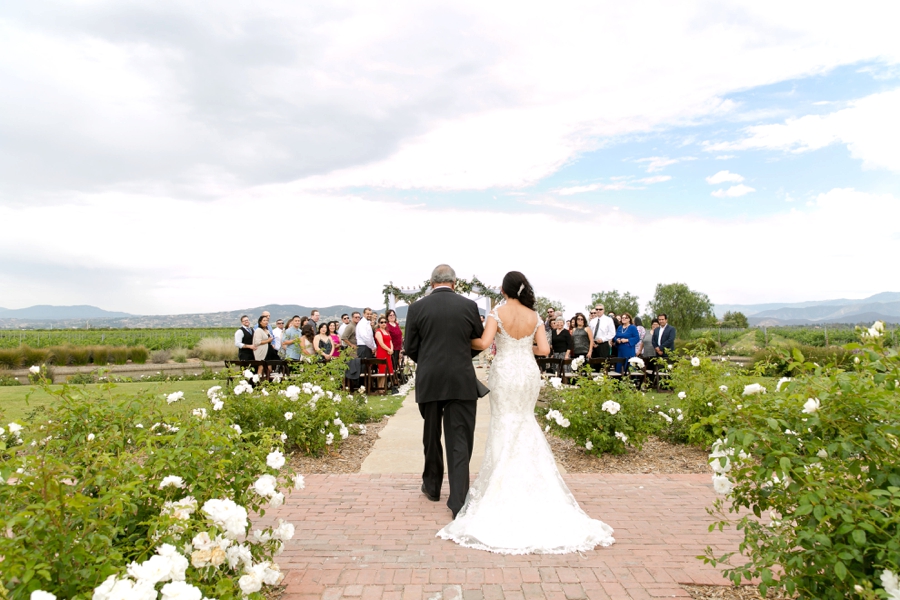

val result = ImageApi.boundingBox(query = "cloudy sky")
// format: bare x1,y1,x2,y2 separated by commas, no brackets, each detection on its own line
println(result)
1,1,898,317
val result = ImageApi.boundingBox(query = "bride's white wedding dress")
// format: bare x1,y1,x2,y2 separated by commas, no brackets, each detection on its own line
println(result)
437,310,615,554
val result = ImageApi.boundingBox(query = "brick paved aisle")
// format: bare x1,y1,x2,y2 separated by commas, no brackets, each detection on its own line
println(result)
265,473,741,600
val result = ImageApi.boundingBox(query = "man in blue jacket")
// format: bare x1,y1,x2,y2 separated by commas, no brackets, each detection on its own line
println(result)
651,313,676,358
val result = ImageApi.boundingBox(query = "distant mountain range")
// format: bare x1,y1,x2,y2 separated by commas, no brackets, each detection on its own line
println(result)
714,292,900,326
0,303,411,329
4,293,898,329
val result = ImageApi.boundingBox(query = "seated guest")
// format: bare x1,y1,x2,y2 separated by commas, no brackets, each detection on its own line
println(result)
252,315,274,378
612,312,639,373
299,323,316,358
281,315,302,361
314,322,333,362
328,321,342,358
234,315,256,361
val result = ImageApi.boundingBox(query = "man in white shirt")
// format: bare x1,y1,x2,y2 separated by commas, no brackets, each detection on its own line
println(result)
234,315,256,361
355,307,377,359
588,305,615,358
337,314,350,345
271,319,284,354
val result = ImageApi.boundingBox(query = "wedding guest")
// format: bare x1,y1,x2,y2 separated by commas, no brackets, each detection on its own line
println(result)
299,316,309,331
309,309,321,330
299,323,316,358
338,314,351,344
314,322,333,362
386,309,403,375
272,318,284,356
571,312,593,360
375,316,395,387
642,319,658,359
544,307,557,337
608,311,622,331
342,312,360,353
633,316,646,356
234,315,256,361
568,317,576,334
328,321,342,358
258,311,279,360
589,305,615,358
252,315,274,378
550,316,574,361
282,315,302,361
612,312,639,373
356,307,377,360
652,313,676,358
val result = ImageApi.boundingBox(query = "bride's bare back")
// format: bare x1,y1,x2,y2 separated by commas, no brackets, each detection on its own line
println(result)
473,299,549,354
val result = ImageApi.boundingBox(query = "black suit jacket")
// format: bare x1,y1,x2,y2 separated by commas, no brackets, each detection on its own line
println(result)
652,325,677,355
403,287,484,403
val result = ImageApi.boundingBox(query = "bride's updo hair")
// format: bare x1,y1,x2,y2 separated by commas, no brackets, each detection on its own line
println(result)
501,271,536,310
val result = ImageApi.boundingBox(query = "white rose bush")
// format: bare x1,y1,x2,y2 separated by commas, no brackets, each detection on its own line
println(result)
540,374,654,455
700,326,900,599
0,378,313,599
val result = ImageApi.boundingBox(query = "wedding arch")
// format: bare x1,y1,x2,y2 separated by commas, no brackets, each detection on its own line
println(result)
383,277,503,316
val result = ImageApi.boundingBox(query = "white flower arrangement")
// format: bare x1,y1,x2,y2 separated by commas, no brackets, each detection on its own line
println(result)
627,356,644,369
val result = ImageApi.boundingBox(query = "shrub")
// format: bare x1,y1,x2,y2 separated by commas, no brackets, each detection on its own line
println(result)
0,348,21,369
69,346,91,366
701,329,900,599
678,337,719,355
540,371,655,455
150,349,171,364
172,348,188,363
20,346,50,367
752,345,852,377
660,355,750,447
49,345,71,366
0,382,301,599
0,373,21,386
129,345,149,364
196,337,238,362
91,345,110,365
220,356,374,455
66,372,98,384
109,346,129,365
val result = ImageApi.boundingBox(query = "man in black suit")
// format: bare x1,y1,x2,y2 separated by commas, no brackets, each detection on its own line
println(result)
651,313,676,358
404,264,484,518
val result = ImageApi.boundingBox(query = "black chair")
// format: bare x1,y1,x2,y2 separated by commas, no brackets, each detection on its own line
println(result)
536,357,563,377
359,358,398,395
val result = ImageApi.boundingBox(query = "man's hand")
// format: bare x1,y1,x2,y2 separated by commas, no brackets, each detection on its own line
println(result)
656,347,662,355
251,345,258,350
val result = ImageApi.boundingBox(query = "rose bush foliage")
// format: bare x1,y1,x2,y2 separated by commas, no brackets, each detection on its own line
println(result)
701,326,900,599
0,378,302,599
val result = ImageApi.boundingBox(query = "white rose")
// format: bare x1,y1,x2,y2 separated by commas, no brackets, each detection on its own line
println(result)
231,424,242,434
880,570,900,598
712,474,733,495
160,581,202,600
31,592,56,600
87,433,96,441
266,450,286,470
691,357,700,367
585,440,593,451
243,369,254,379
206,385,222,398
742,383,766,396
273,519,296,541
719,385,728,392
325,432,334,445
159,475,185,489
29,365,41,375
340,425,349,440
802,398,820,414
93,575,156,600
226,543,254,570
269,491,285,508
127,554,173,584
212,399,224,410
817,449,828,458
284,412,293,420
166,391,184,404
201,498,248,539
8,422,23,434
677,391,686,399
238,571,263,595
253,474,278,497
615,431,628,443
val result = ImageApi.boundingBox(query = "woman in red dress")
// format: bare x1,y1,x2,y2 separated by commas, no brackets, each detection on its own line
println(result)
374,316,395,378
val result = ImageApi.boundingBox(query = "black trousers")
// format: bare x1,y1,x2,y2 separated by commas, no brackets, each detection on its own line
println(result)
418,399,477,517
591,342,611,358
238,348,254,361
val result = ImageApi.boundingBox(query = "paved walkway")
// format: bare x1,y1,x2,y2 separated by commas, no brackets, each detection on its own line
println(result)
263,368,738,599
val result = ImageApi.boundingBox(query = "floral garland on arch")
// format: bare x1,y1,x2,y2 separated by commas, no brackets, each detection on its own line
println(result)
383,276,503,308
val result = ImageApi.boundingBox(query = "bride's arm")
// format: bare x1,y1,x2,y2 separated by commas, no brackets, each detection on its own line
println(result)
532,324,550,356
471,315,498,351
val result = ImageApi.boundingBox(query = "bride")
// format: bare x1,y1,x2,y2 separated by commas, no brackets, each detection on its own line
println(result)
437,271,615,554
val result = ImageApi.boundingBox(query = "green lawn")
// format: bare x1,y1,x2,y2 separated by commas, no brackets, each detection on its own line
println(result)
1,380,409,425
0,380,217,424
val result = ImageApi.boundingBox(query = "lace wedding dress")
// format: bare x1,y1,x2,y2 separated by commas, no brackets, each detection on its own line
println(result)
437,310,615,554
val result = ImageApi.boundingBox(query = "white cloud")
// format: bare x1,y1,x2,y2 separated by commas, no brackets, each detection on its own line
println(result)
522,198,591,213
712,184,756,198
715,155,736,160
2,2,899,197
557,175,669,195
0,186,894,315
634,156,696,173
704,88,900,172
706,170,745,184
639,175,672,184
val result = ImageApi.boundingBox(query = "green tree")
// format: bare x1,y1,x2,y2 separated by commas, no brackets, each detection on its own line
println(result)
647,283,714,335
535,296,565,318
586,290,640,317
721,311,749,328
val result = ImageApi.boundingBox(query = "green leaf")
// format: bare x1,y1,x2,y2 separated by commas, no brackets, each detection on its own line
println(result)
834,561,847,580
851,529,866,545
766,418,780,431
